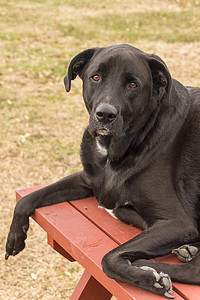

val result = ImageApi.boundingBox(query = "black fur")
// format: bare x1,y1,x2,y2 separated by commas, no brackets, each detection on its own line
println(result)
6,44,200,298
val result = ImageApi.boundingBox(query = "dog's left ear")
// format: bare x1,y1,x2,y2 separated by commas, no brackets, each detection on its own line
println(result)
64,48,99,92
147,54,172,100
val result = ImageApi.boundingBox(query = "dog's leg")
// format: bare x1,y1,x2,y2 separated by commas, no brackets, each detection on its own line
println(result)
113,205,147,230
131,251,200,285
101,220,199,298
5,171,93,259
172,241,200,262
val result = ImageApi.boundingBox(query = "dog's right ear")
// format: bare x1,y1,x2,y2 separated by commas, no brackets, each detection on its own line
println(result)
64,48,99,92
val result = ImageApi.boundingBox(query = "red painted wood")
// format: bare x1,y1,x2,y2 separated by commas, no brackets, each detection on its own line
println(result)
70,269,112,300
71,197,142,245
47,234,75,262
15,187,186,299
71,197,200,300
16,189,136,299
33,203,145,300
173,283,200,300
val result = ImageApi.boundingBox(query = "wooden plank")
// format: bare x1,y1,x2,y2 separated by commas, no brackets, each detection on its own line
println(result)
70,270,112,300
173,283,200,300
70,197,142,244
16,187,183,299
47,234,75,262
15,188,135,299
33,203,182,300
71,197,200,300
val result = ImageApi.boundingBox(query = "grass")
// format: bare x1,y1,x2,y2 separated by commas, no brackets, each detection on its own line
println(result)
57,9,200,44
1,0,200,299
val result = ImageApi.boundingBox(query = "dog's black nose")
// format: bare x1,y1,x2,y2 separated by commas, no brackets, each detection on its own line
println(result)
95,104,118,123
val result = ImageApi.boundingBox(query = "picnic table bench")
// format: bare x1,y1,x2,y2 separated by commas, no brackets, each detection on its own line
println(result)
16,185,200,300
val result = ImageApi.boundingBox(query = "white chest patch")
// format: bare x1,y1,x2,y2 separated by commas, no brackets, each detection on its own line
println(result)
105,208,118,219
96,139,108,157
98,205,118,220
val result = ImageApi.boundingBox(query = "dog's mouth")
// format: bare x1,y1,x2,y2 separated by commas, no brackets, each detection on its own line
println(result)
89,123,125,140
96,128,113,136
89,127,118,139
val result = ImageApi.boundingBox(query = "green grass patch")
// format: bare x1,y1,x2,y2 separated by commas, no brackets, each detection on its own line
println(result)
54,9,200,44
85,9,200,43
0,32,22,41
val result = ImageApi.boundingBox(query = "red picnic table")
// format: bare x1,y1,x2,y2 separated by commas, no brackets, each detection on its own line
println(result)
16,185,200,300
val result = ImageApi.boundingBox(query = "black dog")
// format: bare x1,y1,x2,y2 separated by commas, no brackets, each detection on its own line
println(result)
6,44,200,298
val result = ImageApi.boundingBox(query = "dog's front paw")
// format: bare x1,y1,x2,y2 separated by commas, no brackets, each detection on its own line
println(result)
140,266,174,298
172,244,199,262
5,218,29,260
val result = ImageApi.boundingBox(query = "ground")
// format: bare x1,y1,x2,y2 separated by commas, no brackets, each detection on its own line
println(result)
1,0,200,299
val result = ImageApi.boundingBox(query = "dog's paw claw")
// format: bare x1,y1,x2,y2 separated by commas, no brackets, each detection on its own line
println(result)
172,244,199,262
154,282,163,289
162,274,172,291
158,273,174,298
164,292,175,299
5,253,9,260
140,266,174,298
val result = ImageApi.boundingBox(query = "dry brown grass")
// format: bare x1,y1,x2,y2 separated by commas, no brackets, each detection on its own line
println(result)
1,0,200,299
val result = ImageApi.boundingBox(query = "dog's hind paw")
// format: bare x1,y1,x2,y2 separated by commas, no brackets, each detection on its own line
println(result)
140,266,174,298
172,244,199,262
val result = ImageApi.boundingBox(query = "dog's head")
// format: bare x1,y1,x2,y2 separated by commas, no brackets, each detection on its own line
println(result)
64,44,171,140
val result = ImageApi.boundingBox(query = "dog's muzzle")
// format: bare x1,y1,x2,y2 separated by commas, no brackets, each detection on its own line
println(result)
95,104,118,124
89,103,124,139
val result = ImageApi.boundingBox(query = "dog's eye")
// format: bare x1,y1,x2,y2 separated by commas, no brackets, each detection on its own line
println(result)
92,74,100,81
129,82,137,88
